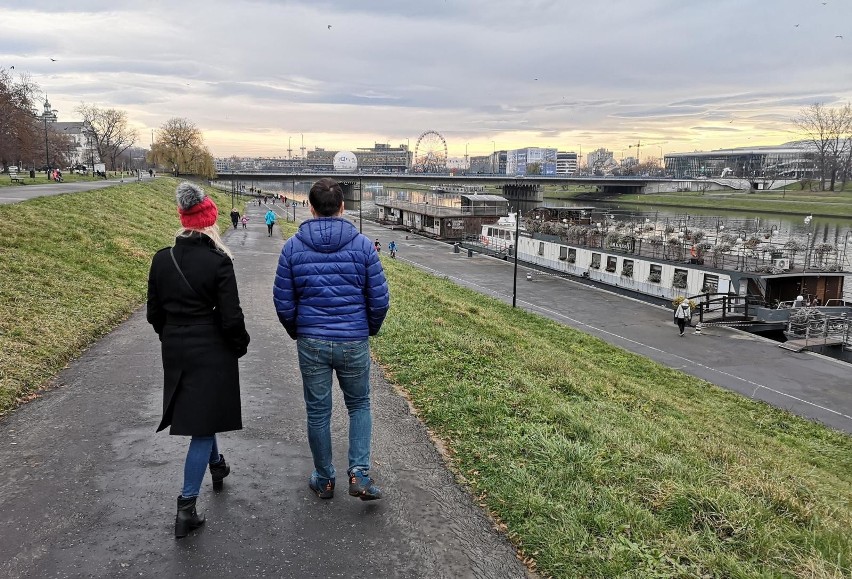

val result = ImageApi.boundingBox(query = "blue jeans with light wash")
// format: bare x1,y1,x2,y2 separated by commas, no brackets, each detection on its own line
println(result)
297,337,372,482
181,435,221,498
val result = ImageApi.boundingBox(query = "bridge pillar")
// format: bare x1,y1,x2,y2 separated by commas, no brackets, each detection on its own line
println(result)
502,183,543,204
337,181,361,212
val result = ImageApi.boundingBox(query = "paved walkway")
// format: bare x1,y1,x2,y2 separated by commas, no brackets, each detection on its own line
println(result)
0,200,529,579
0,175,150,205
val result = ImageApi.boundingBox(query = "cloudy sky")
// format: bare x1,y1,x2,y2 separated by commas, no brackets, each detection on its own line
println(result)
2,0,851,161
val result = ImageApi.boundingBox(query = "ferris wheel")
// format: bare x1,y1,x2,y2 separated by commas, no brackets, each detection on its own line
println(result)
413,130,448,173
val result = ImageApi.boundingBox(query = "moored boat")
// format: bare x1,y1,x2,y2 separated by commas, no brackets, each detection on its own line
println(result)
475,207,851,327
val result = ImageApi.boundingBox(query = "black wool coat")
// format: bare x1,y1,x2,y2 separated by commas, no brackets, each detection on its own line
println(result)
146,233,250,435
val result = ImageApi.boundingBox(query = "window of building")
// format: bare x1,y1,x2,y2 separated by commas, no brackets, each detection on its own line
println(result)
538,242,545,255
648,264,662,283
673,268,688,289
559,246,568,260
702,274,719,293
567,248,576,263
622,259,634,277
606,256,617,272
591,253,601,269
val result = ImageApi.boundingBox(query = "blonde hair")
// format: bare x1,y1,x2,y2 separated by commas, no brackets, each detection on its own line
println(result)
176,225,234,260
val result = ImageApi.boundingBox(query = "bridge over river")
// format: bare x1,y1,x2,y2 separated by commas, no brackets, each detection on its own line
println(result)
214,171,746,199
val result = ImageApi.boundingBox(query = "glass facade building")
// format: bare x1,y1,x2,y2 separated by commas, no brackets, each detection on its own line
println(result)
664,144,815,179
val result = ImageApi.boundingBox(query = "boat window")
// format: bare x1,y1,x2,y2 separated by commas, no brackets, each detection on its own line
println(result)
673,268,688,289
702,274,719,293
559,246,568,260
567,248,576,263
606,256,617,272
591,253,601,269
487,227,494,237
538,242,545,256
622,259,634,277
649,264,662,283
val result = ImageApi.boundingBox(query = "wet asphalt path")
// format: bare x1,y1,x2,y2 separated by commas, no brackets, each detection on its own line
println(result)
0,201,529,579
0,177,147,205
358,221,852,435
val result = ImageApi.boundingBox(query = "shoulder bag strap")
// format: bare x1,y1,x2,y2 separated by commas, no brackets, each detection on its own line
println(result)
169,247,202,298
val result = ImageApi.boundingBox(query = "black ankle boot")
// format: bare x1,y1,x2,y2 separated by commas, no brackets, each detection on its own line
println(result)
209,454,230,489
175,496,205,539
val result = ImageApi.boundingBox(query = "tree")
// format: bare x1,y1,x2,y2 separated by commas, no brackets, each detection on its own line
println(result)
793,103,852,191
76,103,137,171
149,118,215,178
0,68,39,170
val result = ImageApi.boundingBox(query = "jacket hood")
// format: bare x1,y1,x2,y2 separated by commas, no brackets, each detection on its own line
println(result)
296,217,359,253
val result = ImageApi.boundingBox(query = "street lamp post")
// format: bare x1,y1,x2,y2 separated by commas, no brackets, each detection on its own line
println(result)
512,209,521,308
492,141,496,174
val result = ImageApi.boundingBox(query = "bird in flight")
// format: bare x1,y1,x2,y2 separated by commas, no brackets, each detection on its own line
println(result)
50,58,56,61
327,24,332,29
837,35,844,39
794,24,799,27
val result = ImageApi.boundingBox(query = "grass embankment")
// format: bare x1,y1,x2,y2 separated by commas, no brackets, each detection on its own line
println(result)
5,197,851,576
0,177,231,414
364,257,852,578
546,188,852,219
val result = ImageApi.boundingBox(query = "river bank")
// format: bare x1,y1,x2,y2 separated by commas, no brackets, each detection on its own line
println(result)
545,188,852,219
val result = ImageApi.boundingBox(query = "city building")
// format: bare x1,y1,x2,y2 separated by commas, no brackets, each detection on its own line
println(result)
664,143,815,179
585,148,615,173
306,143,411,172
468,155,492,174
556,151,578,175
506,147,557,176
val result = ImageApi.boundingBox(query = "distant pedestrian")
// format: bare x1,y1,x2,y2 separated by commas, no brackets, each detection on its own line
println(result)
149,169,154,178
146,182,250,539
374,239,381,253
388,240,397,259
674,299,691,337
265,208,277,237
273,177,390,501
241,215,249,229
302,199,306,207
793,295,805,308
230,208,240,229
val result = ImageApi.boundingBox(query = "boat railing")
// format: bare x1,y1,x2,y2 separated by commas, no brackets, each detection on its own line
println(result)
784,311,851,349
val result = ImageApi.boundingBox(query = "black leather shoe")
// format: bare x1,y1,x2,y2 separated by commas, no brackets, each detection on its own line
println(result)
209,454,230,490
175,496,205,539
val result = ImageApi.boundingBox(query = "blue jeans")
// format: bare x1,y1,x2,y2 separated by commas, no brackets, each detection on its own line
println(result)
181,435,221,498
297,338,372,481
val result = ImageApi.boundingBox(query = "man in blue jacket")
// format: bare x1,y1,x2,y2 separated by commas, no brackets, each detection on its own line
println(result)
273,178,389,501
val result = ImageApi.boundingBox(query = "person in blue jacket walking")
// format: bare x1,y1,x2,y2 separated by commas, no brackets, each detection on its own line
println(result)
273,178,390,501
264,208,277,237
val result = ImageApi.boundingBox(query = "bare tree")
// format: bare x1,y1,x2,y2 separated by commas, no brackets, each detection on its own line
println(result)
794,103,852,191
0,68,39,170
76,103,138,171
149,117,215,177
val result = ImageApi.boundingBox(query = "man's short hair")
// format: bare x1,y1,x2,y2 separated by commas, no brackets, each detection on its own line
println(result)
309,178,344,217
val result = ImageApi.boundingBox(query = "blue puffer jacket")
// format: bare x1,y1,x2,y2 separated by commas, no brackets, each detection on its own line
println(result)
273,217,389,341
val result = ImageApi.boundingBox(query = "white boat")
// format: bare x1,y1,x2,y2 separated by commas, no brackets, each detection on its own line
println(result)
476,207,851,325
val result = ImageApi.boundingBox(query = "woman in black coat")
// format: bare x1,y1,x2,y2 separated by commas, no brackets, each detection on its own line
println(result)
147,182,250,538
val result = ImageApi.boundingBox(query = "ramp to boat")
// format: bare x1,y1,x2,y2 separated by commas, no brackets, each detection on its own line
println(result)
779,337,846,352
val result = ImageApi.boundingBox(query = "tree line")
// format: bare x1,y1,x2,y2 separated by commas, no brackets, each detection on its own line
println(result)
1,67,214,177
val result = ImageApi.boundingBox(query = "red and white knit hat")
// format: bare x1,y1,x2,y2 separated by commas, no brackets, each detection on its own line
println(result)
176,182,218,229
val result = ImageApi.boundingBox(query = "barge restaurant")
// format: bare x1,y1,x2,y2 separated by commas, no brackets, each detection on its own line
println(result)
375,189,508,239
